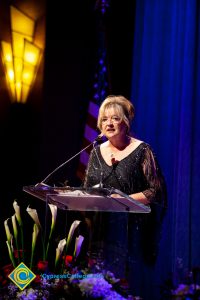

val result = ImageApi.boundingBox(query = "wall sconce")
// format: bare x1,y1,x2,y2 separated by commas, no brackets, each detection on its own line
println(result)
1,6,42,103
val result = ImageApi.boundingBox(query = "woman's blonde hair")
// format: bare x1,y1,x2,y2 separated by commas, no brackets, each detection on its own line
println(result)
97,95,135,132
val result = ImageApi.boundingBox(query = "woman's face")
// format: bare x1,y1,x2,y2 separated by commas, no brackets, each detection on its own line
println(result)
101,107,127,139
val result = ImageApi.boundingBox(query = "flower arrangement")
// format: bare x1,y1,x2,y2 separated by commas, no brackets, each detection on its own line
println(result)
0,200,137,299
171,283,200,299
160,258,200,300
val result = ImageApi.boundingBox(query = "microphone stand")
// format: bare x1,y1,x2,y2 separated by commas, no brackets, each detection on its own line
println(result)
38,134,103,186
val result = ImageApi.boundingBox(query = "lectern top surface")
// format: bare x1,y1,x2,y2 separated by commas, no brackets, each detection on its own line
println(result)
23,184,151,214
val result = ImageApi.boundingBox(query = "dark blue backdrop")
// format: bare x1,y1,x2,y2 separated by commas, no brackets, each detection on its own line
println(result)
131,0,200,288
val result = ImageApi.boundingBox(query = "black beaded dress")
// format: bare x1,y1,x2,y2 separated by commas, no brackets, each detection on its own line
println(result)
84,142,167,299
84,142,166,203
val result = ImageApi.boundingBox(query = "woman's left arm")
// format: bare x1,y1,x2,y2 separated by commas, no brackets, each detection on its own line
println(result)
130,146,167,205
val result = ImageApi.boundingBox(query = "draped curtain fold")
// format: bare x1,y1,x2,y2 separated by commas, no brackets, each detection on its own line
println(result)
131,0,200,285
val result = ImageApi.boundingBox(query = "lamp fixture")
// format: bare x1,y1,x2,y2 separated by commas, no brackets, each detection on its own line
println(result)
1,6,42,103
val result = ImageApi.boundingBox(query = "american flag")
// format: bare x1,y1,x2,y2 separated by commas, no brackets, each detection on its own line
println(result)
77,0,110,180
77,50,109,180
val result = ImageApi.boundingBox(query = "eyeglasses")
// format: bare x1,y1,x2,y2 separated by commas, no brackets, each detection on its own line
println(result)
101,116,122,124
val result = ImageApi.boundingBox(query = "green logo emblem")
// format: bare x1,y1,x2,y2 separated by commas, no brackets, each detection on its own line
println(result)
8,262,36,290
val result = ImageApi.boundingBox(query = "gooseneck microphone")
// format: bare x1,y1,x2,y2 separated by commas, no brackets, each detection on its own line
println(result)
38,133,104,186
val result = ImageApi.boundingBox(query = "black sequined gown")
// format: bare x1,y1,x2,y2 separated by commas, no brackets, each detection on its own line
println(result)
84,142,166,203
84,142,167,299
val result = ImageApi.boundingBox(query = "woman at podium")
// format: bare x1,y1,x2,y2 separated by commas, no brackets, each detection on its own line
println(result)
84,95,167,299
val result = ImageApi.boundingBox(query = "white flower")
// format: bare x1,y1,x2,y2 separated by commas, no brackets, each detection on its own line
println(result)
11,214,18,240
26,206,41,228
78,275,112,298
6,239,15,266
66,220,81,249
17,287,38,299
4,218,13,244
57,238,66,253
48,204,57,228
73,235,84,258
55,238,66,266
13,200,22,226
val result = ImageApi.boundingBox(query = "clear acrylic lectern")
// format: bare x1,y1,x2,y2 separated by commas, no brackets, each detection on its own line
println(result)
23,183,151,214
23,183,151,290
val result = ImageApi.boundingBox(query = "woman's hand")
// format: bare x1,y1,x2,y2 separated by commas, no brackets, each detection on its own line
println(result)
110,193,122,198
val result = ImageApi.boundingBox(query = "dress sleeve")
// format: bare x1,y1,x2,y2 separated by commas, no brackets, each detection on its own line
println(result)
141,146,167,206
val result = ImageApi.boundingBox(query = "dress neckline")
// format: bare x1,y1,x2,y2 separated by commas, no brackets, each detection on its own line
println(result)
99,142,146,167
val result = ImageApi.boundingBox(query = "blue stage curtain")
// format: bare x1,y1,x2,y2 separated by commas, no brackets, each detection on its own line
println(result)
131,0,200,295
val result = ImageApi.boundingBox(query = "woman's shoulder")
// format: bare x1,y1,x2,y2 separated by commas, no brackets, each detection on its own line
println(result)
129,138,149,151
128,139,155,159
130,137,143,148
131,138,152,150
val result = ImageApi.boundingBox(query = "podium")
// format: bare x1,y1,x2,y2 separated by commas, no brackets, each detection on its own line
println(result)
23,183,151,288
23,183,151,214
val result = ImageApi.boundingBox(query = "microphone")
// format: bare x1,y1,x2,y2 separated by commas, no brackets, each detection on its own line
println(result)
94,132,104,143
111,157,119,167
38,133,104,186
